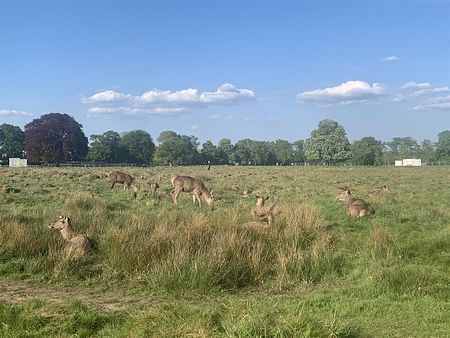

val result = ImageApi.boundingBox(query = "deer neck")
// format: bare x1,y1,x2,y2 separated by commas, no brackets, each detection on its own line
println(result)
344,195,356,207
256,200,265,208
60,226,76,241
203,190,214,206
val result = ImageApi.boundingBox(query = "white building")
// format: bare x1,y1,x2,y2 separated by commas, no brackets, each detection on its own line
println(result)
9,158,28,167
395,159,421,167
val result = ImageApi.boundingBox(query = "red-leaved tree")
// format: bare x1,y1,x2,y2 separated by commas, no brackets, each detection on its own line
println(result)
25,113,88,163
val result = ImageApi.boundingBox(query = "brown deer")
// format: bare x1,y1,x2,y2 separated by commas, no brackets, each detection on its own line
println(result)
171,175,216,208
368,185,391,197
48,216,94,257
251,196,279,226
147,181,160,195
336,188,375,217
109,171,140,197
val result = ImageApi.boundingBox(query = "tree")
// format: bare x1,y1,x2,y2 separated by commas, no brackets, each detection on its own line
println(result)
86,131,125,163
120,130,155,164
305,119,351,164
155,131,200,165
350,137,383,165
420,139,436,163
272,139,293,165
386,137,420,159
436,130,450,160
24,113,88,163
0,124,25,163
201,140,224,164
233,139,253,164
292,140,305,163
218,138,234,164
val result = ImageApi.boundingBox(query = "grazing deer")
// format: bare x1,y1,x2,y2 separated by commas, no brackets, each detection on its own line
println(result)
48,216,94,257
368,185,391,197
336,188,375,217
109,171,140,196
171,175,216,208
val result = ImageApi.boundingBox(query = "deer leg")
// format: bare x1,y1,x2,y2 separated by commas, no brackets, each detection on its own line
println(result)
110,182,115,190
172,189,180,205
192,194,196,205
196,193,202,207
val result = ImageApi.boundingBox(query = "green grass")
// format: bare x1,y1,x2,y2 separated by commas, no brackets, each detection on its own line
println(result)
0,166,449,337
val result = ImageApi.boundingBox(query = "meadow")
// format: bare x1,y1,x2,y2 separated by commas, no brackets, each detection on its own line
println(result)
0,165,449,337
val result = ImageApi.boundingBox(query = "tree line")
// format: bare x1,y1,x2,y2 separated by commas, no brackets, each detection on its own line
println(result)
1,113,449,166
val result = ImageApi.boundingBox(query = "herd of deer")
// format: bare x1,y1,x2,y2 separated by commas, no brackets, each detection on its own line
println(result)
48,170,392,257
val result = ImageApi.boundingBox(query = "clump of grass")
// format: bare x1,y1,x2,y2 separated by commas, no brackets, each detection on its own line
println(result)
362,226,398,264
0,221,52,260
65,192,106,214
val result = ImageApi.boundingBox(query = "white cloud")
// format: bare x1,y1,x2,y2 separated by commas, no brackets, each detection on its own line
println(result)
87,106,187,116
199,83,256,104
297,80,385,105
83,83,255,118
138,88,200,104
395,82,450,103
409,87,449,97
82,90,131,103
412,95,450,111
401,82,432,90
190,124,200,129
382,55,400,61
0,109,33,117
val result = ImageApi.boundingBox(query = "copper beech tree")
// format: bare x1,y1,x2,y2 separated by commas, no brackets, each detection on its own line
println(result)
24,113,88,163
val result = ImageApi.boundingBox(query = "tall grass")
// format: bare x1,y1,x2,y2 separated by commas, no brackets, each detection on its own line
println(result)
0,166,449,336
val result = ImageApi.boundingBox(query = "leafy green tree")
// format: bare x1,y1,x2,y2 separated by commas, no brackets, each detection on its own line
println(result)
120,130,155,164
218,138,234,164
233,139,253,165
420,139,436,163
201,140,225,164
436,130,450,160
305,119,351,164
350,137,383,165
249,141,276,165
272,139,293,165
0,124,25,163
86,131,126,162
386,137,420,159
25,113,88,163
292,140,305,163
155,131,199,165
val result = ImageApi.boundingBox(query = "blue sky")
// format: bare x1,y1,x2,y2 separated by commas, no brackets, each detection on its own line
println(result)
1,0,449,144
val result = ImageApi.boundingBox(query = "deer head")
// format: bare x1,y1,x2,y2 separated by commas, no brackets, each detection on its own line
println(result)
48,215,71,230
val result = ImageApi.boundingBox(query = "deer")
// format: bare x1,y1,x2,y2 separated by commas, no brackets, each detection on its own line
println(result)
109,171,140,197
147,181,160,195
48,216,94,257
336,188,375,218
171,175,216,209
368,185,391,197
251,196,280,226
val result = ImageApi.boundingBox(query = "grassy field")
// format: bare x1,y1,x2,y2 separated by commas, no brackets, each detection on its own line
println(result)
0,165,449,337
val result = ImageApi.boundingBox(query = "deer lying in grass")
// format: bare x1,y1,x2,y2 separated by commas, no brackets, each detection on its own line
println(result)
48,216,94,257
147,181,160,195
251,195,280,226
336,188,375,217
171,175,216,209
368,185,391,197
109,171,140,197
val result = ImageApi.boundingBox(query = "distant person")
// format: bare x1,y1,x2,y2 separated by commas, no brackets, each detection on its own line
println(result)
207,160,211,170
